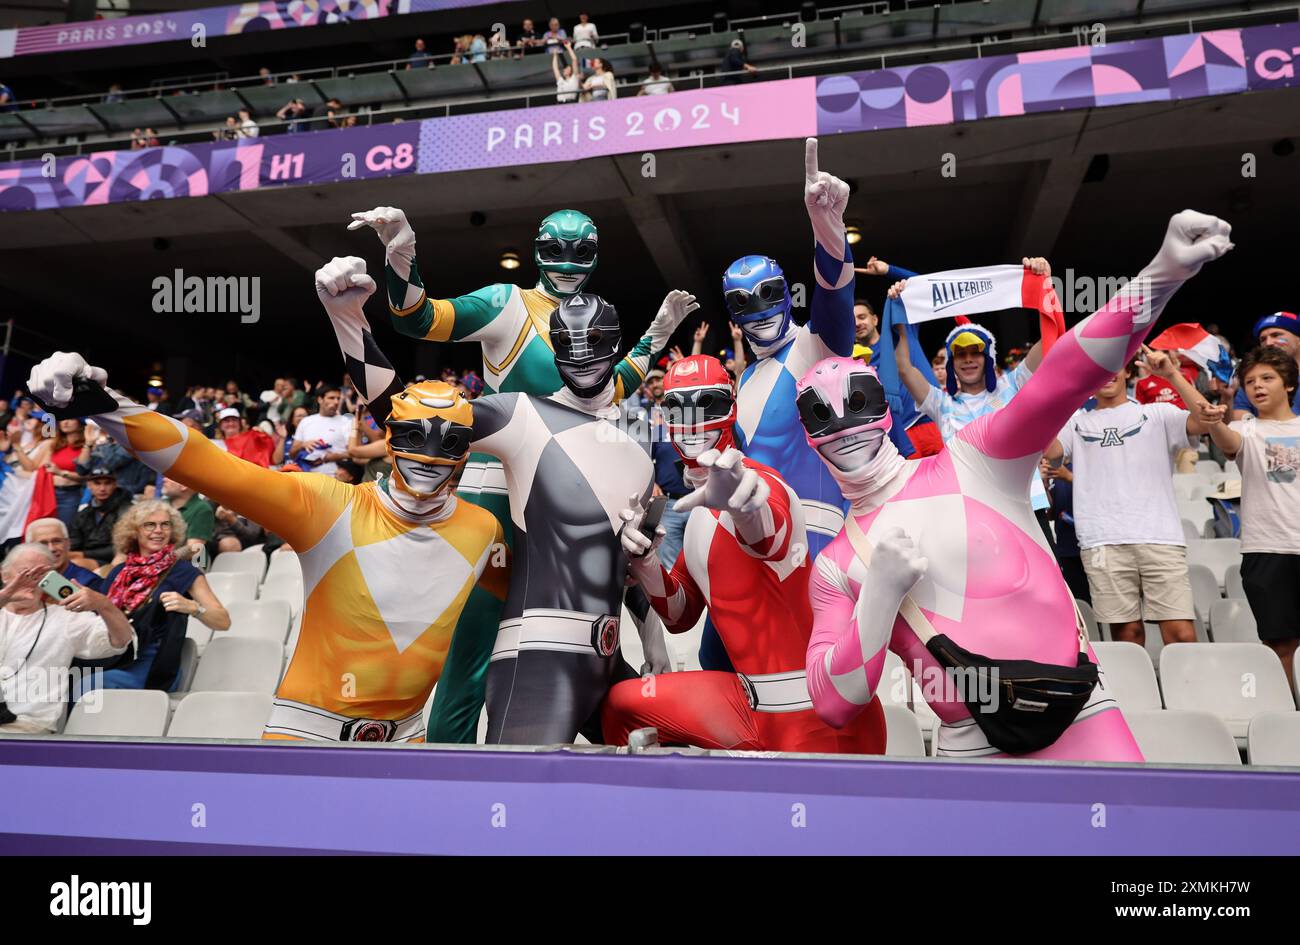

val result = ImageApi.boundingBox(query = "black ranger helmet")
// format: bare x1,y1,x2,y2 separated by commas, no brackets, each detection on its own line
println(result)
550,293,621,397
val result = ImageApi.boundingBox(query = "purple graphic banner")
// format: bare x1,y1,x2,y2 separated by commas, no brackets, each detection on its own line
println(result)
0,123,418,212
0,0,500,59
1,21,1297,213
816,23,1300,133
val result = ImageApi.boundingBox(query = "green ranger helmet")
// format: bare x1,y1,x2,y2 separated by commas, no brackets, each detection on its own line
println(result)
534,210,598,298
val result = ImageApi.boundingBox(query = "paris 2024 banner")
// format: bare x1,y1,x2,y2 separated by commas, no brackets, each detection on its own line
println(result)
0,21,1296,213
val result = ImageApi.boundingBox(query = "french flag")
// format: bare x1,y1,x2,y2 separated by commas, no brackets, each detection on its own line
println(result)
1149,323,1234,382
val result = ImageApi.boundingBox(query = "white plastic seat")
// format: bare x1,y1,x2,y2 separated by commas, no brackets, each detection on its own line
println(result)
881,704,925,757
1194,460,1222,477
185,614,213,649
1125,709,1241,765
226,599,292,644
203,571,258,604
1246,712,1300,766
1143,622,1164,667
175,636,201,692
63,689,170,737
1184,538,1242,592
1223,460,1240,479
259,573,304,616
167,692,273,739
1186,563,1221,626
1171,474,1207,501
188,636,283,694
1175,498,1212,534
1209,599,1259,644
1180,519,1201,543
1224,563,1245,600
1159,643,1296,743
209,549,266,581
1092,642,1161,710
1076,599,1102,642
264,550,302,583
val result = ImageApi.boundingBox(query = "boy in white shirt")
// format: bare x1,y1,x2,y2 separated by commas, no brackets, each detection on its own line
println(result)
1197,345,1300,688
1045,348,1219,647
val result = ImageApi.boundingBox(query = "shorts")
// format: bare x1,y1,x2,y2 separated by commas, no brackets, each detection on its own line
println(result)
1240,552,1300,643
1080,543,1195,624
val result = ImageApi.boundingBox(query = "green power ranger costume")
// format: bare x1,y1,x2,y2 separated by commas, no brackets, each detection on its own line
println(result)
349,206,686,742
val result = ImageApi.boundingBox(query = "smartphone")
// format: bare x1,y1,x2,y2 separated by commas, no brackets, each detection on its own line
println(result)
641,495,669,535
191,545,210,572
38,569,77,602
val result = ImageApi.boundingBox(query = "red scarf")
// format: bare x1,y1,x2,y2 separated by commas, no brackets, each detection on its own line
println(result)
108,546,177,614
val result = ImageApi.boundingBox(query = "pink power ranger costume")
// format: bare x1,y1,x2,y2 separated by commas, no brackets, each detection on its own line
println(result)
797,210,1233,760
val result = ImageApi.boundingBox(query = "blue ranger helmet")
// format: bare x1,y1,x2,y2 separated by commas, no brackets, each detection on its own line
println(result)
722,255,792,347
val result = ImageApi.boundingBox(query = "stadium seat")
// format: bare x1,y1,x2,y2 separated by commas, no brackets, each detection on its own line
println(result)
1143,622,1164,667
1194,459,1222,476
1180,518,1201,543
167,692,273,739
1224,563,1245,599
881,704,925,757
1159,643,1296,743
63,689,170,738
1223,459,1240,479
1124,710,1241,765
1092,642,1162,710
1209,599,1259,644
1186,562,1220,623
1185,538,1242,591
226,599,293,644
211,549,266,581
1175,497,1212,534
1171,473,1206,500
264,550,302,583
186,613,213,649
1246,712,1300,766
259,574,304,622
176,636,200,693
203,570,259,604
1076,599,1102,642
188,637,283,694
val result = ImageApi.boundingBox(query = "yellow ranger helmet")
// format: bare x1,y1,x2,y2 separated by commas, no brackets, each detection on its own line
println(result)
384,380,474,499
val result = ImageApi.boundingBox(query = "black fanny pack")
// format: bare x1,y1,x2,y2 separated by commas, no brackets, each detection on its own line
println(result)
845,515,1097,756
924,633,1098,756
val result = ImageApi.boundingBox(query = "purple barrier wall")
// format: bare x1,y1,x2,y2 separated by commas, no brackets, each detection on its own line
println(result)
1,738,1297,854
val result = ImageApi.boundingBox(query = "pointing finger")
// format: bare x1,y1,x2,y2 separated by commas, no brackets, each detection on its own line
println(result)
804,137,819,183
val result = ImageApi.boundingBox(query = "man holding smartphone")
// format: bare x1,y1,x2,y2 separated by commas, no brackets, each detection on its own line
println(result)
0,543,133,734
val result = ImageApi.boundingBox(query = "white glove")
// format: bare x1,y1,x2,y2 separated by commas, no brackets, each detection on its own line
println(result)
1127,210,1233,327
28,352,108,408
859,527,928,609
674,448,768,516
645,289,700,352
803,138,850,253
315,256,376,313
347,206,415,252
619,494,665,559
636,608,673,676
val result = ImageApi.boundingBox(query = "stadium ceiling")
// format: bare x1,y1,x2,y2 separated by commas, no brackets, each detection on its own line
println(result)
4,85,1297,380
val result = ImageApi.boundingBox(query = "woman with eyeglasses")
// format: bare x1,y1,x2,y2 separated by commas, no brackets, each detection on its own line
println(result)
83,499,229,692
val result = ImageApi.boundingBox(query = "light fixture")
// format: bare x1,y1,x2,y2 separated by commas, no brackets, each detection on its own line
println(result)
845,224,862,245
499,251,521,270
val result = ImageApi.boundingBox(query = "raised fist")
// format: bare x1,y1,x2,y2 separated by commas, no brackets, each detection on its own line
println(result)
28,352,108,409
1155,210,1233,281
315,256,376,305
861,527,928,603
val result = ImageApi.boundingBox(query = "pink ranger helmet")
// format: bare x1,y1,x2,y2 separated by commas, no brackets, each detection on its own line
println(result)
795,356,893,449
